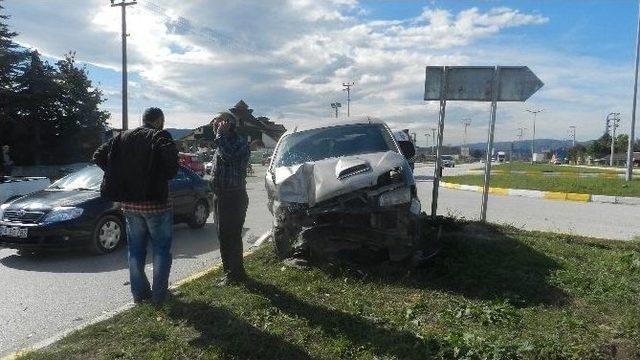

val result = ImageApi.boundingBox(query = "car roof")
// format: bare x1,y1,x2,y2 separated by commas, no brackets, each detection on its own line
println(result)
282,116,388,136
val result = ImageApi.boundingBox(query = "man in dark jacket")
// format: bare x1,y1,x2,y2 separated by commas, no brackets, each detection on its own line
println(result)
93,107,178,305
211,112,250,284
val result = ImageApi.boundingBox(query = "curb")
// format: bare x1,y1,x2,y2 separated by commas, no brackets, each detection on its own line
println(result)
1,231,272,360
440,182,640,205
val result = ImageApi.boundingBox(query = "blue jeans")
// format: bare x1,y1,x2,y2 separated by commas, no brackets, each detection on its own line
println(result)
124,210,173,303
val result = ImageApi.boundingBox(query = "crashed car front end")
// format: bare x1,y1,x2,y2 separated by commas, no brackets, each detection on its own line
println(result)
267,150,424,262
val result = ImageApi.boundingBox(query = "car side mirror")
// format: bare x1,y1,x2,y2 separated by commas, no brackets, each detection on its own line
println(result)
398,141,416,159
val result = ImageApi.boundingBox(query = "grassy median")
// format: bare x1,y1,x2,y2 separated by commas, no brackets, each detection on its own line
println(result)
17,220,640,360
492,162,619,174
443,173,640,197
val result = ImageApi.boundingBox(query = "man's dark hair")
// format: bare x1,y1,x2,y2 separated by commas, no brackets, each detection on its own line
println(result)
142,107,164,125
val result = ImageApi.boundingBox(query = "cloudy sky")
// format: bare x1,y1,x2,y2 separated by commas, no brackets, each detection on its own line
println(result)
4,0,640,146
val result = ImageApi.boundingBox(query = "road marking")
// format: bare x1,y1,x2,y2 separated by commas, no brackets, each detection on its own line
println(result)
1,231,271,360
489,187,509,196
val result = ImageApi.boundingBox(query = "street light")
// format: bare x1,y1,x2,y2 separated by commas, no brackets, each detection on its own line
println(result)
330,102,341,118
526,108,544,164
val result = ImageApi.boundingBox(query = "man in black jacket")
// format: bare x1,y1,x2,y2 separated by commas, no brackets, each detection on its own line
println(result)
93,107,178,305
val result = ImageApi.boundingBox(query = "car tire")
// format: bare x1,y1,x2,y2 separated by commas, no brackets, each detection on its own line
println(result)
89,215,125,255
188,200,209,229
272,224,292,259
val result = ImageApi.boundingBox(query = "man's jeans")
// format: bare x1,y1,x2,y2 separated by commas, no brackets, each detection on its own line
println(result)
124,210,173,303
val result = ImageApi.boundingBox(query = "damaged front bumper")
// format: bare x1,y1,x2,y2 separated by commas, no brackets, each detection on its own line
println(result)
272,184,424,262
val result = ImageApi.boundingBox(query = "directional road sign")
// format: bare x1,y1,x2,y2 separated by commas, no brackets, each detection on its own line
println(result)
424,65,543,222
424,66,543,102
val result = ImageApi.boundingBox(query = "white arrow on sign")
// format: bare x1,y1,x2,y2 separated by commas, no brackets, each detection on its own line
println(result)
424,66,543,102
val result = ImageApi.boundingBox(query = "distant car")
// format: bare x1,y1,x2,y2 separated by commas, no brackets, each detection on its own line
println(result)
441,155,455,167
1,177,51,204
179,152,205,176
0,165,212,255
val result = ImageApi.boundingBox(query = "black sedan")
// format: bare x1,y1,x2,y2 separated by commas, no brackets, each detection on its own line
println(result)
0,165,213,255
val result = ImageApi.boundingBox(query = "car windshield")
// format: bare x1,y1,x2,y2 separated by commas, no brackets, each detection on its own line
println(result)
49,166,103,191
273,123,396,167
441,155,454,160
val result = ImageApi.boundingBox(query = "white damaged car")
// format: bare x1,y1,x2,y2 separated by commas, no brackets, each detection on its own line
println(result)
265,119,428,263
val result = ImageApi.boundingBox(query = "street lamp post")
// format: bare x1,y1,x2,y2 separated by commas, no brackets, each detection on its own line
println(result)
569,126,576,147
628,0,640,180
526,108,544,164
330,102,341,118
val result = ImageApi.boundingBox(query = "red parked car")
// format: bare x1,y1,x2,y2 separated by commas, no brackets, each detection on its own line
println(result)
178,152,205,176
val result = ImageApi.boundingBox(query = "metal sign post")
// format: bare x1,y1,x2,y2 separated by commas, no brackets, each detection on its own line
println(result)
430,67,448,218
480,66,501,221
424,65,543,221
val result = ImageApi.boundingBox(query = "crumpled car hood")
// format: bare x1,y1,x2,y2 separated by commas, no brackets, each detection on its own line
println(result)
272,151,412,206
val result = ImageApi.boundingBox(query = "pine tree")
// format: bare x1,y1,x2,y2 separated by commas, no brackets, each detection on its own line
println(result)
14,51,58,164
0,0,27,150
55,52,109,162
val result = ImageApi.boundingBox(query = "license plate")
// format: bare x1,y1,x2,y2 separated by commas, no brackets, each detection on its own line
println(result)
0,226,28,238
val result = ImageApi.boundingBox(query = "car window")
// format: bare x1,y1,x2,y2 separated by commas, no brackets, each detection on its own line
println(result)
273,124,396,167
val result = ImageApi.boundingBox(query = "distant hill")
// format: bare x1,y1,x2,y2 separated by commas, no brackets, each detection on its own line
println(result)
466,139,576,154
165,128,192,140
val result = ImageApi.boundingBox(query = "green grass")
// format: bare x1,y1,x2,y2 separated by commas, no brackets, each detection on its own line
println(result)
18,220,640,360
444,173,640,197
492,162,619,174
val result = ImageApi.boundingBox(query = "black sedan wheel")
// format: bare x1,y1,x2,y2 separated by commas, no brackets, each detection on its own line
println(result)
89,215,124,254
188,200,209,229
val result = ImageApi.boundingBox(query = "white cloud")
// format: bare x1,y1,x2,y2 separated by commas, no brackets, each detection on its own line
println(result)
5,0,629,146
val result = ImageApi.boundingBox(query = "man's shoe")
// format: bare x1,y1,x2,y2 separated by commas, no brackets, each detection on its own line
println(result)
216,272,246,286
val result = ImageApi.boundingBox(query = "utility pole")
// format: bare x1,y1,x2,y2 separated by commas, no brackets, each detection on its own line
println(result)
330,102,341,118
111,0,137,131
628,0,640,180
342,81,355,117
609,113,621,166
424,133,430,149
462,118,471,146
569,126,576,147
526,108,543,164
430,127,437,154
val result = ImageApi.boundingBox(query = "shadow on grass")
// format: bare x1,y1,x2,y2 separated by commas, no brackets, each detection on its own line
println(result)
167,297,315,360
320,219,569,307
245,279,439,359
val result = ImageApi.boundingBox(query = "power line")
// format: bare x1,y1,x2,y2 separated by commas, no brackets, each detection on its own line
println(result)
111,0,137,131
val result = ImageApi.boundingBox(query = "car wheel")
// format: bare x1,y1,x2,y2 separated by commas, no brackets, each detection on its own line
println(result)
89,215,124,255
272,224,293,259
188,200,209,229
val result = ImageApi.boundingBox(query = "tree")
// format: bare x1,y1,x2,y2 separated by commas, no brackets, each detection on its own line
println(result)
0,0,27,152
54,52,109,162
13,51,59,164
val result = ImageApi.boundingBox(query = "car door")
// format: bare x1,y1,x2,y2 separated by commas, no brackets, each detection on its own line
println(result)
170,168,194,218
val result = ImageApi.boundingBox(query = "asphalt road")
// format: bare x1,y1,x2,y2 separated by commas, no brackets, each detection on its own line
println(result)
414,162,640,240
3,161,640,357
0,166,272,357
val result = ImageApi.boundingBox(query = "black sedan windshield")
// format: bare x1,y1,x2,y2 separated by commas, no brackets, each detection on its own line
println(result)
49,166,103,191
273,123,396,167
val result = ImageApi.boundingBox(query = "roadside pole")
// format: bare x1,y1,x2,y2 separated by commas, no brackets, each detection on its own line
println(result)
431,67,448,219
480,66,501,221
627,0,640,180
